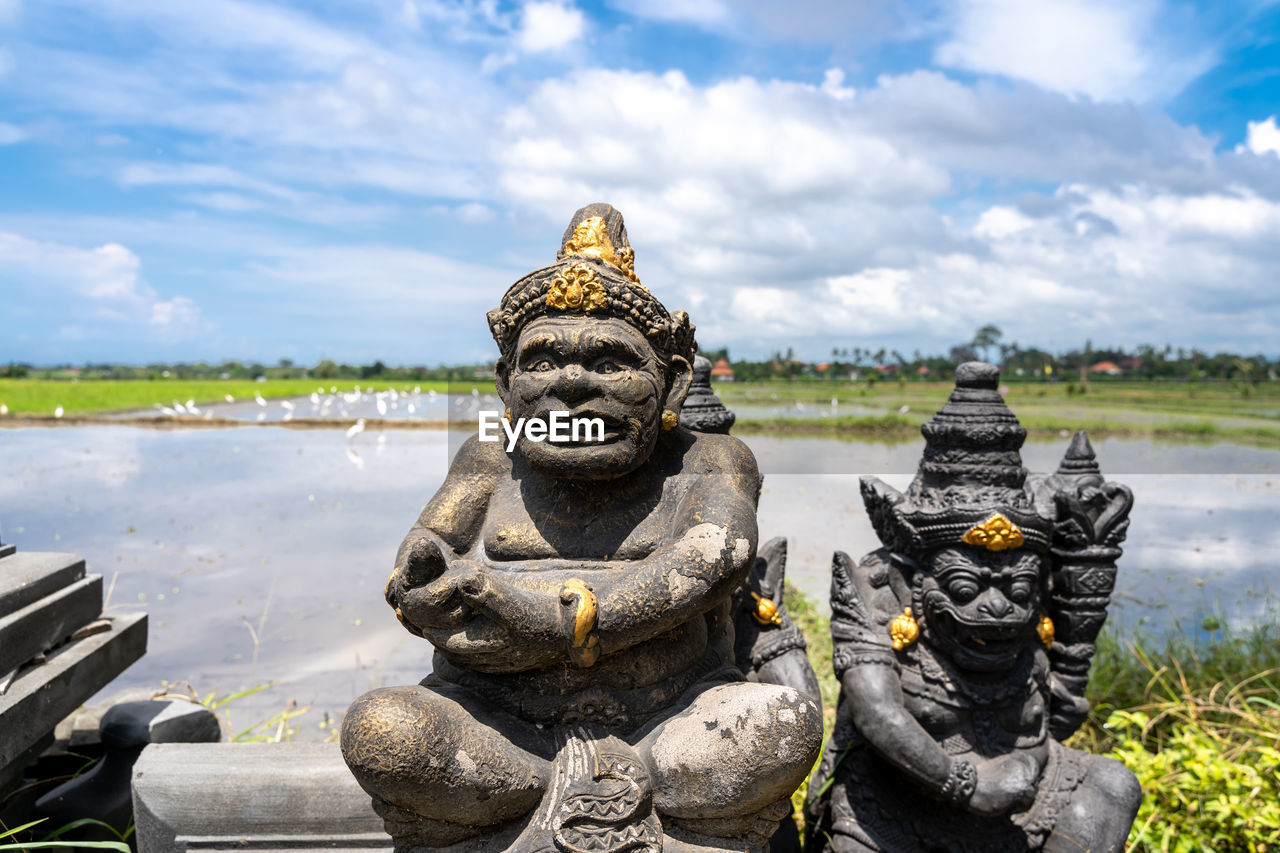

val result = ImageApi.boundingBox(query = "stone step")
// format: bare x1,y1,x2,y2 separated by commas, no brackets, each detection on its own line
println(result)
0,575,104,675
0,611,147,773
0,544,15,559
0,552,86,616
132,742,389,853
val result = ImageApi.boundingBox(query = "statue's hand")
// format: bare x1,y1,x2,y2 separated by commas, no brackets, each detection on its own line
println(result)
390,539,480,633
457,568,564,650
966,753,1038,816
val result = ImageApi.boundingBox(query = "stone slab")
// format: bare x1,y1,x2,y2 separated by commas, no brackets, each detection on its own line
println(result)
0,551,86,616
132,742,389,853
0,611,147,773
0,574,103,675
0,544,15,559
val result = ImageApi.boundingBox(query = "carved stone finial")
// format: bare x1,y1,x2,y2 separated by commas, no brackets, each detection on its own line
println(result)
679,356,737,434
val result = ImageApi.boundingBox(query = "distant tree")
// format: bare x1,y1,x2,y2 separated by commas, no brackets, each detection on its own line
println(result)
971,324,1003,363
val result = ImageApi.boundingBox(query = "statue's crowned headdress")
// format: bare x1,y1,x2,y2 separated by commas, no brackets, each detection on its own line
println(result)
861,362,1055,560
487,203,696,365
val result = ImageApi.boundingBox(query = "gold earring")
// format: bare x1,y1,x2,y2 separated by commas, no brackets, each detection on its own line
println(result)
661,409,678,430
889,606,920,651
1036,614,1055,649
504,408,511,423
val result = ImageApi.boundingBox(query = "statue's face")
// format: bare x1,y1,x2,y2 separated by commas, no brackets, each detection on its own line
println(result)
919,546,1043,671
499,315,686,480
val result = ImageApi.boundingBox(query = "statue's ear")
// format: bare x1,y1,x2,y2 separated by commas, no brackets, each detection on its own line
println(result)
664,354,693,412
494,358,512,403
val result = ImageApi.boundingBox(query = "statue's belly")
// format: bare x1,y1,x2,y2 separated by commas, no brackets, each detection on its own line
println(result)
433,608,730,731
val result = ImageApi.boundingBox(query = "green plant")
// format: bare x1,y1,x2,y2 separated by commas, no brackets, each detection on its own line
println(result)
0,818,131,850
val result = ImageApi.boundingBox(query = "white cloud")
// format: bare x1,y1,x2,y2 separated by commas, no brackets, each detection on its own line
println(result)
517,1,585,53
1245,116,1280,157
0,121,23,144
821,68,855,100
0,231,203,331
0,0,19,26
935,0,1214,102
607,0,730,26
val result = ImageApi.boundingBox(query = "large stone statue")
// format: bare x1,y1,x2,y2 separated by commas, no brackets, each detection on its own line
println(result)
342,204,822,852
805,363,1141,853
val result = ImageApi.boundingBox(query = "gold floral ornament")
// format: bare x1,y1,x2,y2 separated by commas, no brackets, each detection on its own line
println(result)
561,216,642,284
1036,614,1055,649
749,592,782,627
546,263,608,313
962,513,1026,552
889,606,920,651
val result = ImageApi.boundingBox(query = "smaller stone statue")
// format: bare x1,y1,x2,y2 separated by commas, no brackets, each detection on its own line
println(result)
805,363,1141,853
679,356,736,434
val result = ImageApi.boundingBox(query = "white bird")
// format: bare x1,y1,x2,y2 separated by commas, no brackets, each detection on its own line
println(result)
155,404,176,417
54,406,64,418
407,403,416,414
330,386,337,394
310,392,320,405
255,392,267,406
831,397,838,408
174,401,187,414
346,418,366,440
345,447,365,469
0,403,9,415
898,405,910,415
225,394,235,403
256,411,266,422
281,399,296,411
186,398,196,411
376,397,388,416
283,411,293,422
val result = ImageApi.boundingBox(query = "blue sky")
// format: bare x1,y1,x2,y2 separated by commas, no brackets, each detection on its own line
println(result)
1,0,1279,366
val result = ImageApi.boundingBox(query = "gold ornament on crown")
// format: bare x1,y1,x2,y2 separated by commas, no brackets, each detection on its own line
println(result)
962,513,1026,552
561,216,642,285
546,263,608,313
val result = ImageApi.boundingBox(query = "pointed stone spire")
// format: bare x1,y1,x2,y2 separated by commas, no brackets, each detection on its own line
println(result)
679,355,736,434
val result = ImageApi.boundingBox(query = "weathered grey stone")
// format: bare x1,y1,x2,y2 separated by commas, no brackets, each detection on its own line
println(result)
0,551,86,615
103,699,221,747
54,686,159,748
0,611,147,773
34,700,222,842
0,543,15,559
132,743,389,853
0,574,103,675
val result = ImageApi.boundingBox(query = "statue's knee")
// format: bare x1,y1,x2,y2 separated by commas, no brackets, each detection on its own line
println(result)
341,685,445,784
1088,754,1143,817
648,683,822,819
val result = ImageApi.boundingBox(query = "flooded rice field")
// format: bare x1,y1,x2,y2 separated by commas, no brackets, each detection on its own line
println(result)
1,423,1276,735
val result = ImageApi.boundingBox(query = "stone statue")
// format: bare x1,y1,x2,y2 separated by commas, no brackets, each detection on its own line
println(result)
341,204,823,853
804,363,1141,853
679,356,736,434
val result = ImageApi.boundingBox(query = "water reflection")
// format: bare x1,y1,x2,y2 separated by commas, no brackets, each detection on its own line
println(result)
0,426,1275,735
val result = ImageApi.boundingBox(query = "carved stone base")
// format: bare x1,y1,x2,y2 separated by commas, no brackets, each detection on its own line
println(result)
383,727,774,853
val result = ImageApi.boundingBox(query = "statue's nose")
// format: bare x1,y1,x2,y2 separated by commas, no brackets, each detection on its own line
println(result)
975,590,1013,619
555,364,592,402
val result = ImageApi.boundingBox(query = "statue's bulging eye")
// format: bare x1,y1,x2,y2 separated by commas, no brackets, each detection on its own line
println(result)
949,581,978,603
596,360,620,374
529,359,555,373
1008,581,1032,604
